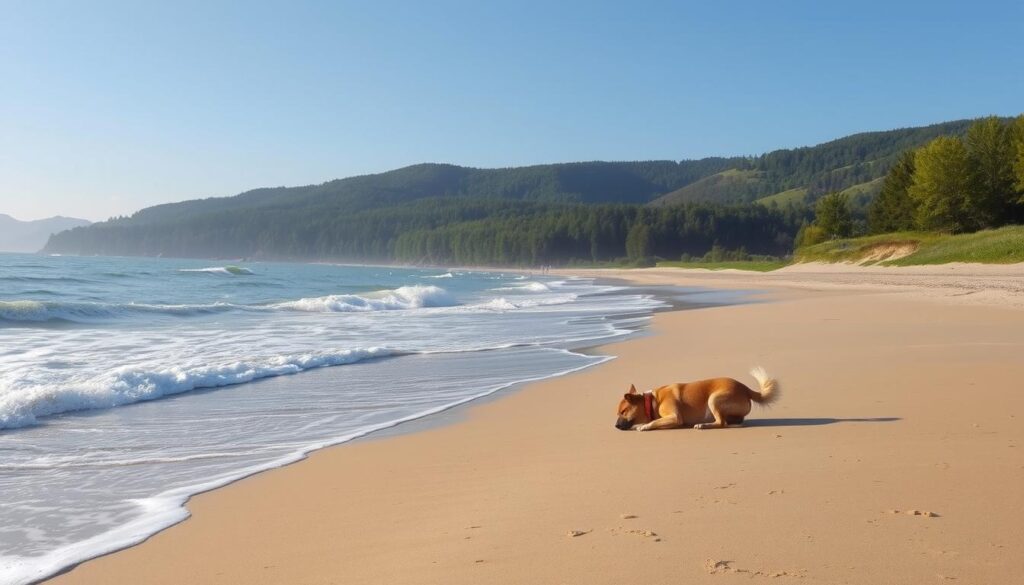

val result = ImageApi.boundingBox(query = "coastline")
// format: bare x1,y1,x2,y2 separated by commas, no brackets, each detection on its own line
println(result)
46,265,1024,584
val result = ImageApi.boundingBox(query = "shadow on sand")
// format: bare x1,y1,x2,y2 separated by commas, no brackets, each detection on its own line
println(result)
745,417,900,427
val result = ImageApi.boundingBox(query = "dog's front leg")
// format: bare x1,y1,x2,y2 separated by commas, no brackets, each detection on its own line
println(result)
635,414,680,431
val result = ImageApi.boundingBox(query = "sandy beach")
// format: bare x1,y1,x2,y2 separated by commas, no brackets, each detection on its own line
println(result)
48,264,1024,585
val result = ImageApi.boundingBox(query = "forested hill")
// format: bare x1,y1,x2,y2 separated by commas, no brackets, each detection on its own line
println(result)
123,159,744,224
45,118,984,265
651,119,978,207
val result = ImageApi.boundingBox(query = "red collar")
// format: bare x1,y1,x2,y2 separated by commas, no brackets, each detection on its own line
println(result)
644,392,658,421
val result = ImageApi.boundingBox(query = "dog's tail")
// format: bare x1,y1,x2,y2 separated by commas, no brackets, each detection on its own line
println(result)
748,366,780,405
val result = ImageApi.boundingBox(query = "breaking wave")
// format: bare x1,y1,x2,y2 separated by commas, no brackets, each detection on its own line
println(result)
491,281,552,293
471,293,578,311
0,285,459,324
269,285,457,312
0,300,234,324
179,266,254,275
0,347,395,430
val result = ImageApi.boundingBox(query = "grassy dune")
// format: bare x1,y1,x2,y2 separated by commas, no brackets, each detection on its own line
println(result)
796,225,1024,265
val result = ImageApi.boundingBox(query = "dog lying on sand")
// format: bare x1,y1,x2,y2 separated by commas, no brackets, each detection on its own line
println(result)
614,367,779,431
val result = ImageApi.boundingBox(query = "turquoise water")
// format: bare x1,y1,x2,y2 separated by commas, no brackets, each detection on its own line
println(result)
0,253,664,584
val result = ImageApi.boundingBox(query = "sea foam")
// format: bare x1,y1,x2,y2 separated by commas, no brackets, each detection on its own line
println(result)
179,266,254,275
271,285,457,312
492,281,552,293
0,285,459,323
0,347,394,430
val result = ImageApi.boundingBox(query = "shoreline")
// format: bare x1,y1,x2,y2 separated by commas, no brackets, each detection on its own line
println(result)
7,273,681,585
45,266,1024,584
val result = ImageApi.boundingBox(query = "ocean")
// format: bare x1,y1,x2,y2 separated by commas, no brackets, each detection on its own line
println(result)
0,253,666,584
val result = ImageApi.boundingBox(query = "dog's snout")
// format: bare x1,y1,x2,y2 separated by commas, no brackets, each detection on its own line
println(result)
615,417,632,430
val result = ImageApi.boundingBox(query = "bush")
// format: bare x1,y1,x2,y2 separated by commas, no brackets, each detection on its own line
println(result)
795,224,827,248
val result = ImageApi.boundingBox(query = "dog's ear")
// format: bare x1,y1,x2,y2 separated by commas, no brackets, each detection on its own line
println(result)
628,384,638,394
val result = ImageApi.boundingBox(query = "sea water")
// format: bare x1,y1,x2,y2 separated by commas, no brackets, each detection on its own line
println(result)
0,253,666,584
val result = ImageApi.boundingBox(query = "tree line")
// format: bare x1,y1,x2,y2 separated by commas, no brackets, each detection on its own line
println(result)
393,203,806,265
799,116,1024,244
46,117,1010,262
47,198,808,266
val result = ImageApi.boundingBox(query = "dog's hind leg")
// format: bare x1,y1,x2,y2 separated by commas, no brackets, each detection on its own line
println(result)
694,393,730,430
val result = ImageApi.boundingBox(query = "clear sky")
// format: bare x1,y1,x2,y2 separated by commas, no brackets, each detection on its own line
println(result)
1,0,1021,221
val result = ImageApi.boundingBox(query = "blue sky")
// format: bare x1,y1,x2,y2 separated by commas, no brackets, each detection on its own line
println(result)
2,0,1022,221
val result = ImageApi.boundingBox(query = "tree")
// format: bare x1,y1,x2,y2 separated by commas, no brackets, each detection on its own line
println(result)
625,222,653,261
869,150,917,233
814,192,853,239
909,136,972,232
1013,115,1024,201
964,117,1016,227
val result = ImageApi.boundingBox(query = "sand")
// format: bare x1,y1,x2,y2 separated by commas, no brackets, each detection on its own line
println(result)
48,264,1024,584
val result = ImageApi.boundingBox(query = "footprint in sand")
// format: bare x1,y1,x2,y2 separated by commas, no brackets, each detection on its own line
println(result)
566,529,590,538
608,527,661,542
887,509,939,517
705,559,806,579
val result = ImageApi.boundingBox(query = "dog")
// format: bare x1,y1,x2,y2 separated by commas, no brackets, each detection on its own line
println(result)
614,367,779,431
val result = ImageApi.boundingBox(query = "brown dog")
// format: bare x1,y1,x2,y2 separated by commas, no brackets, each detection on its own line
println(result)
614,367,779,431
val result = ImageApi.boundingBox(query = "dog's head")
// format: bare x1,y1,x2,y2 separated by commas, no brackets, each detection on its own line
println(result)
614,384,651,430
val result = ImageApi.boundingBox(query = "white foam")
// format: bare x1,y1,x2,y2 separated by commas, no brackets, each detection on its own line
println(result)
491,281,551,293
0,347,394,430
179,266,253,275
422,272,454,279
0,285,459,323
271,285,456,312
0,349,612,585
471,293,579,311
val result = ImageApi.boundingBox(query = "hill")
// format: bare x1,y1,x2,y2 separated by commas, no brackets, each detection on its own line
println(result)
124,160,743,225
651,119,976,206
651,169,773,207
44,118,987,264
0,214,91,253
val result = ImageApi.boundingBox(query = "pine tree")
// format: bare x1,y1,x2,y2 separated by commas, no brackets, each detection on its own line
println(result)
868,150,917,233
965,117,1016,227
814,192,853,239
625,223,653,260
1013,115,1024,201
909,137,972,232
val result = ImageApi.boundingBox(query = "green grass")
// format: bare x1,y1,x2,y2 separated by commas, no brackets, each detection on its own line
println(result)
756,188,808,207
656,260,789,272
795,225,1024,265
652,169,767,206
838,177,884,199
